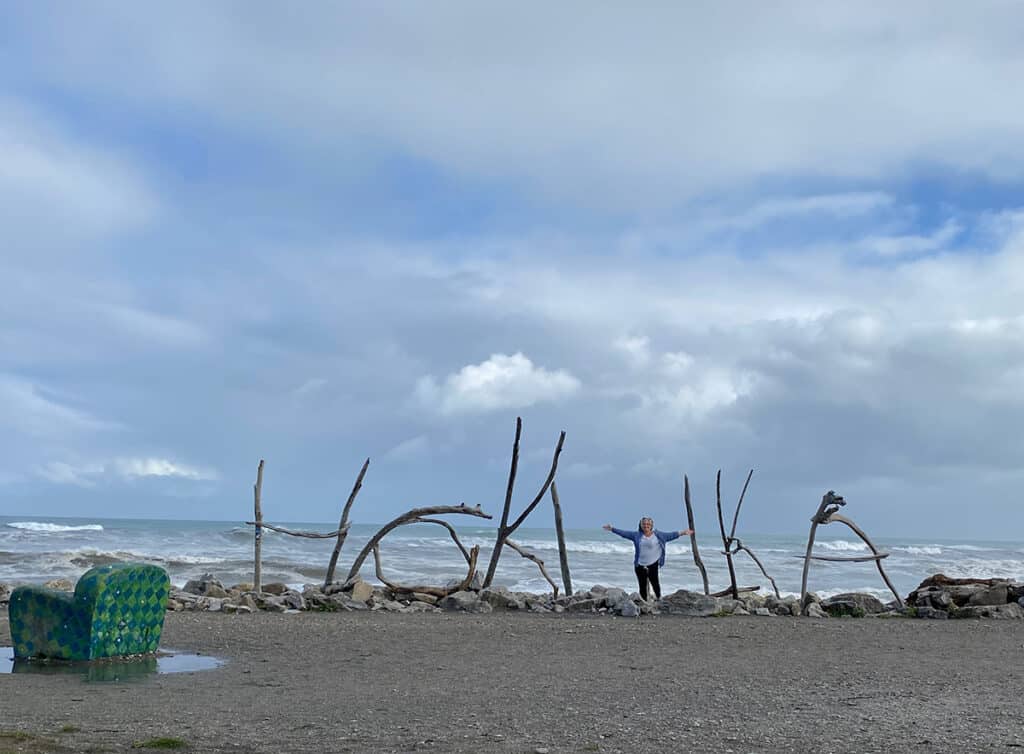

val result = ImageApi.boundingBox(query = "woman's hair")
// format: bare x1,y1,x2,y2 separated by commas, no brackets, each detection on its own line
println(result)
637,516,654,531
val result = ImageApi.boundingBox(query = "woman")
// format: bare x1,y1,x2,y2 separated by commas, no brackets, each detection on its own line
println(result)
602,517,693,600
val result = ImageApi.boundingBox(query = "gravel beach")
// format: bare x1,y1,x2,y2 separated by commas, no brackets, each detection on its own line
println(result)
1,611,1022,753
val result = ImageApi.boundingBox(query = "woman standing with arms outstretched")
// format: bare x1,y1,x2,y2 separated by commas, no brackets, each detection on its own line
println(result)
603,517,693,600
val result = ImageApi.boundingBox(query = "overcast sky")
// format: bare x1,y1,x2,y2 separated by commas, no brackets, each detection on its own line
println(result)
3,3,1024,538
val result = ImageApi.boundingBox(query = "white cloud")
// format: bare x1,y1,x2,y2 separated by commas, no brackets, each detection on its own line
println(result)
113,457,218,481
562,461,614,479
416,352,581,416
613,335,651,368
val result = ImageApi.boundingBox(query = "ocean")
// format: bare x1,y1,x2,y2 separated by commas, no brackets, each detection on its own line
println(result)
2,515,1022,600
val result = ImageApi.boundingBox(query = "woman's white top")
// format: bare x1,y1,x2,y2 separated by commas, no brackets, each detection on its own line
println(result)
637,533,661,566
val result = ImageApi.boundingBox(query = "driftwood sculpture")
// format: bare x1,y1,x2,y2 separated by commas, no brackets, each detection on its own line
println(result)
714,469,780,599
248,459,350,593
682,475,710,595
549,481,573,597
799,490,902,608
369,515,482,598
324,458,371,587
346,504,492,585
481,417,567,594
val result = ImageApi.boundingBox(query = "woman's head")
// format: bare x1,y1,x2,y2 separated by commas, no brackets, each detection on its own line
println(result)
638,517,654,534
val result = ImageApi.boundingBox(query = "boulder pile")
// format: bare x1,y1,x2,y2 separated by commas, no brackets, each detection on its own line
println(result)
2,573,1020,619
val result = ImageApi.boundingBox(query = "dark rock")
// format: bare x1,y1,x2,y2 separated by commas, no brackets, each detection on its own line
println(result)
566,598,600,613
261,582,289,596
821,593,885,617
618,600,639,618
658,590,719,617
912,606,949,620
968,585,1008,606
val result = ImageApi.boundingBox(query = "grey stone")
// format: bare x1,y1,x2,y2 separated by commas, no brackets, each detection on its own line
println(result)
804,602,828,618
438,590,492,613
955,602,1024,620
566,598,600,613
821,592,885,617
282,591,306,610
602,588,629,610
755,607,771,616
349,580,374,603
618,600,639,618
658,590,719,617
261,582,289,596
913,606,949,620
968,585,1008,607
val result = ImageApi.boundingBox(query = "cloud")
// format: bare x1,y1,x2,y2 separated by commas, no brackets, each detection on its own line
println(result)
562,461,614,479
416,353,581,416
0,374,119,438
383,435,429,461
113,457,219,481
33,457,218,486
10,6,1024,209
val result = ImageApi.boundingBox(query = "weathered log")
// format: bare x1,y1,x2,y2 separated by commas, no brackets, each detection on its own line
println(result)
735,543,781,599
372,542,480,598
505,539,559,598
800,491,842,606
324,457,370,588
799,553,890,563
412,517,472,564
346,504,492,582
245,521,347,538
482,419,566,588
715,470,739,599
550,481,573,597
683,475,709,595
253,459,264,593
728,468,754,541
711,585,760,598
827,513,903,606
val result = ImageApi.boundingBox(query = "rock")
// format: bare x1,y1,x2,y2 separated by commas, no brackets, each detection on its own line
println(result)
954,603,1024,620
589,584,609,594
755,607,771,616
261,582,289,596
658,590,719,617
804,602,828,618
282,591,306,610
438,590,492,613
821,593,885,617
230,582,253,593
618,600,639,618
602,588,630,611
349,580,374,603
445,572,483,592
479,587,520,610
42,578,74,592
411,593,438,605
912,606,949,620
731,605,750,616
968,585,1008,607
566,598,600,613
183,574,226,597
206,598,224,612
165,598,183,611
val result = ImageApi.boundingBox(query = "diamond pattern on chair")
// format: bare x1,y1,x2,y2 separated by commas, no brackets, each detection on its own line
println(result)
8,563,170,660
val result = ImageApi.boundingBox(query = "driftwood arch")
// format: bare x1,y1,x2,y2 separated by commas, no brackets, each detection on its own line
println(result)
346,504,492,584
799,491,903,608
370,516,482,598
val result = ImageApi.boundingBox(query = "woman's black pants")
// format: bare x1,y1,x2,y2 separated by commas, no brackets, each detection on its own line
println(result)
634,563,661,600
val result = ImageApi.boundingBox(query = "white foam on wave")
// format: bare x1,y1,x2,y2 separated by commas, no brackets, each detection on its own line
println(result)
814,540,868,552
7,521,104,533
894,546,943,556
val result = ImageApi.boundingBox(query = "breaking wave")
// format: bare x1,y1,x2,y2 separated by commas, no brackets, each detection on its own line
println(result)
6,521,104,533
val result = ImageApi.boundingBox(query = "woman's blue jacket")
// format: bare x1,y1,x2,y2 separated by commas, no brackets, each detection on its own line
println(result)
609,527,681,567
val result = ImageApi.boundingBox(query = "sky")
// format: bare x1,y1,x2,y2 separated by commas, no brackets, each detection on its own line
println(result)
3,3,1024,538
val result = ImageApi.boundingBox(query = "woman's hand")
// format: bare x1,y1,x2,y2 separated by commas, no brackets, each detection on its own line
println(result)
602,524,612,531
680,528,694,536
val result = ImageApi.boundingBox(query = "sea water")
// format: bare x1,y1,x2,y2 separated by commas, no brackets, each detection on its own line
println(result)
2,515,1022,600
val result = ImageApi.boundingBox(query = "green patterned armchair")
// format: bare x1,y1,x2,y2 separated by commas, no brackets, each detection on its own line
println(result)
9,563,170,661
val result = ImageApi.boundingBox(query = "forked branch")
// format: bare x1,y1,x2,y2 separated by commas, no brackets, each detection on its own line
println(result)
505,539,559,598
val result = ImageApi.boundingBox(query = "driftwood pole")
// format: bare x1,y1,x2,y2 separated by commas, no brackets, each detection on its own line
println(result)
800,492,841,607
683,475,709,595
715,470,739,599
324,457,370,588
483,419,566,589
550,481,573,597
253,459,264,593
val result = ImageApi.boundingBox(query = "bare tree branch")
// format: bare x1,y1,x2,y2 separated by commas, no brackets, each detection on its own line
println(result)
324,457,370,587
505,539,559,598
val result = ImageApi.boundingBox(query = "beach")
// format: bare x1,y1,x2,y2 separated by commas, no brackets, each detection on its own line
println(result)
2,610,1022,753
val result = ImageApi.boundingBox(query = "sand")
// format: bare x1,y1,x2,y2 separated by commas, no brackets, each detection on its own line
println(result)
1,610,1022,753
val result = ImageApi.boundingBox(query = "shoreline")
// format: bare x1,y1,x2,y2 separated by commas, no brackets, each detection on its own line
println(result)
2,610,1023,753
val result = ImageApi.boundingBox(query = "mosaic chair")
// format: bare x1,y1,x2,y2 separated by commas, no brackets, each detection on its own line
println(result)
8,563,170,661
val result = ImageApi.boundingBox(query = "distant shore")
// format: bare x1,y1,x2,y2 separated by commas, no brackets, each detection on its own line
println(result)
2,610,1023,753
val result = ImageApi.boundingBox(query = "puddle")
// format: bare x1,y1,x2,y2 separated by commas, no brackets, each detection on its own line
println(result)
0,647,224,682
